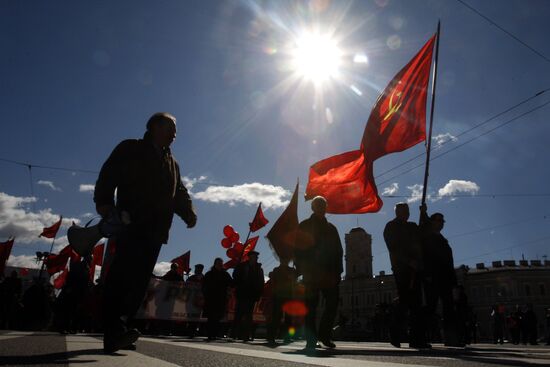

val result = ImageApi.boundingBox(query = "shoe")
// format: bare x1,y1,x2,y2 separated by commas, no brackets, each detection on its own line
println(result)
409,343,432,349
104,328,141,354
120,343,137,351
320,339,336,348
390,340,401,348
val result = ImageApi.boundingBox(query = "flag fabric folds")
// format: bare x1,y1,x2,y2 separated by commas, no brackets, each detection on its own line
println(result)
53,267,68,289
266,182,299,261
89,242,105,281
40,216,63,238
45,245,80,275
305,35,436,214
0,237,15,275
249,203,269,232
171,251,191,275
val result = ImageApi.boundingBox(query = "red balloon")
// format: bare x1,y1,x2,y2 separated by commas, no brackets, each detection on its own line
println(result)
233,241,244,253
221,238,232,248
227,247,238,259
229,231,240,243
223,225,235,238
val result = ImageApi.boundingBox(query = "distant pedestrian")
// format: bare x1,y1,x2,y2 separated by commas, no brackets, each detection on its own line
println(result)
202,258,232,340
295,196,343,351
232,251,264,341
186,264,205,337
161,263,183,282
491,304,505,344
187,264,204,283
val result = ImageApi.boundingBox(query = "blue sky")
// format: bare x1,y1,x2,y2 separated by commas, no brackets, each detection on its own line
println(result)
2,0,550,278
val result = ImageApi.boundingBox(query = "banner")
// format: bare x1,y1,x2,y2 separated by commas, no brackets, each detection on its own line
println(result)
135,278,269,323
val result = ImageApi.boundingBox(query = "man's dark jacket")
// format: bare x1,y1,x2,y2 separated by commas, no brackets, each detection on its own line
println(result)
295,214,343,288
233,261,264,301
94,134,196,244
383,219,423,275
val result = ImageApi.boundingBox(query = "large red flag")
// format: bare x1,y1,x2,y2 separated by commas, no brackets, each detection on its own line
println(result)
40,216,63,238
249,203,269,232
0,237,15,275
89,242,105,281
171,251,190,275
266,182,299,261
45,245,80,275
306,35,436,214
241,236,259,262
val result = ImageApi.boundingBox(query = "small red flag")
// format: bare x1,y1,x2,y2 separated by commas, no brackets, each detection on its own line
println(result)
171,250,191,275
306,35,436,214
40,216,63,238
223,258,239,270
45,245,80,275
241,236,259,262
53,267,68,289
89,242,105,282
0,237,15,275
266,182,299,261
249,203,269,232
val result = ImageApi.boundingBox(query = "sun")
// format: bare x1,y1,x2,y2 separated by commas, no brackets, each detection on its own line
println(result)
291,32,342,84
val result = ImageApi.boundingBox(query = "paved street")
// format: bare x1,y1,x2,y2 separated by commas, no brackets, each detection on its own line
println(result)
1,330,549,367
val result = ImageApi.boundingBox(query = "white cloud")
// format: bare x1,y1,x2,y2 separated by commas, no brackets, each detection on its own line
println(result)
432,133,457,147
181,175,208,191
79,184,95,193
0,192,79,244
154,261,172,276
37,180,61,191
382,183,399,196
406,184,425,203
193,182,290,209
438,179,480,198
6,254,41,269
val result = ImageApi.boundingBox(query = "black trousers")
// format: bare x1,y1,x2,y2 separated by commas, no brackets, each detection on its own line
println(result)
425,282,457,344
103,227,162,333
267,296,292,340
304,284,339,345
232,297,256,340
392,271,427,346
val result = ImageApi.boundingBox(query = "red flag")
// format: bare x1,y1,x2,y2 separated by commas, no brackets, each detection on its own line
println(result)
53,267,68,289
40,216,63,238
306,35,436,214
249,203,269,232
89,242,105,281
266,182,299,261
223,258,238,270
171,250,190,275
241,236,259,262
45,245,80,275
0,237,15,275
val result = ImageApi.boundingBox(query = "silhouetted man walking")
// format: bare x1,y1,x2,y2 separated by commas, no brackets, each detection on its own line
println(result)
94,112,197,353
383,202,428,349
295,196,343,351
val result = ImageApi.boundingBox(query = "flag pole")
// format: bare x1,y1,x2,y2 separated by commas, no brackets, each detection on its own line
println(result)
421,21,441,206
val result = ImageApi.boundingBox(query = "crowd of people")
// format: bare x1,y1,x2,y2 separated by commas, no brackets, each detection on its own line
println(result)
2,112,550,354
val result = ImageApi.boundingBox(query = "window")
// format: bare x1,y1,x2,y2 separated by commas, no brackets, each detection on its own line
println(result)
524,284,531,297
539,283,545,296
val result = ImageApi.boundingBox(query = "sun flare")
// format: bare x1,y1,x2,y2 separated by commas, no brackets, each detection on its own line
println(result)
291,32,342,84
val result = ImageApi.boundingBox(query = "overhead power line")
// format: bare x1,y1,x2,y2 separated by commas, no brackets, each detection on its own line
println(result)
375,88,548,179
377,98,550,186
456,0,550,64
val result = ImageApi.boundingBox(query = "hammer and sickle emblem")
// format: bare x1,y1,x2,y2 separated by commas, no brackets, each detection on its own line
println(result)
383,88,403,121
